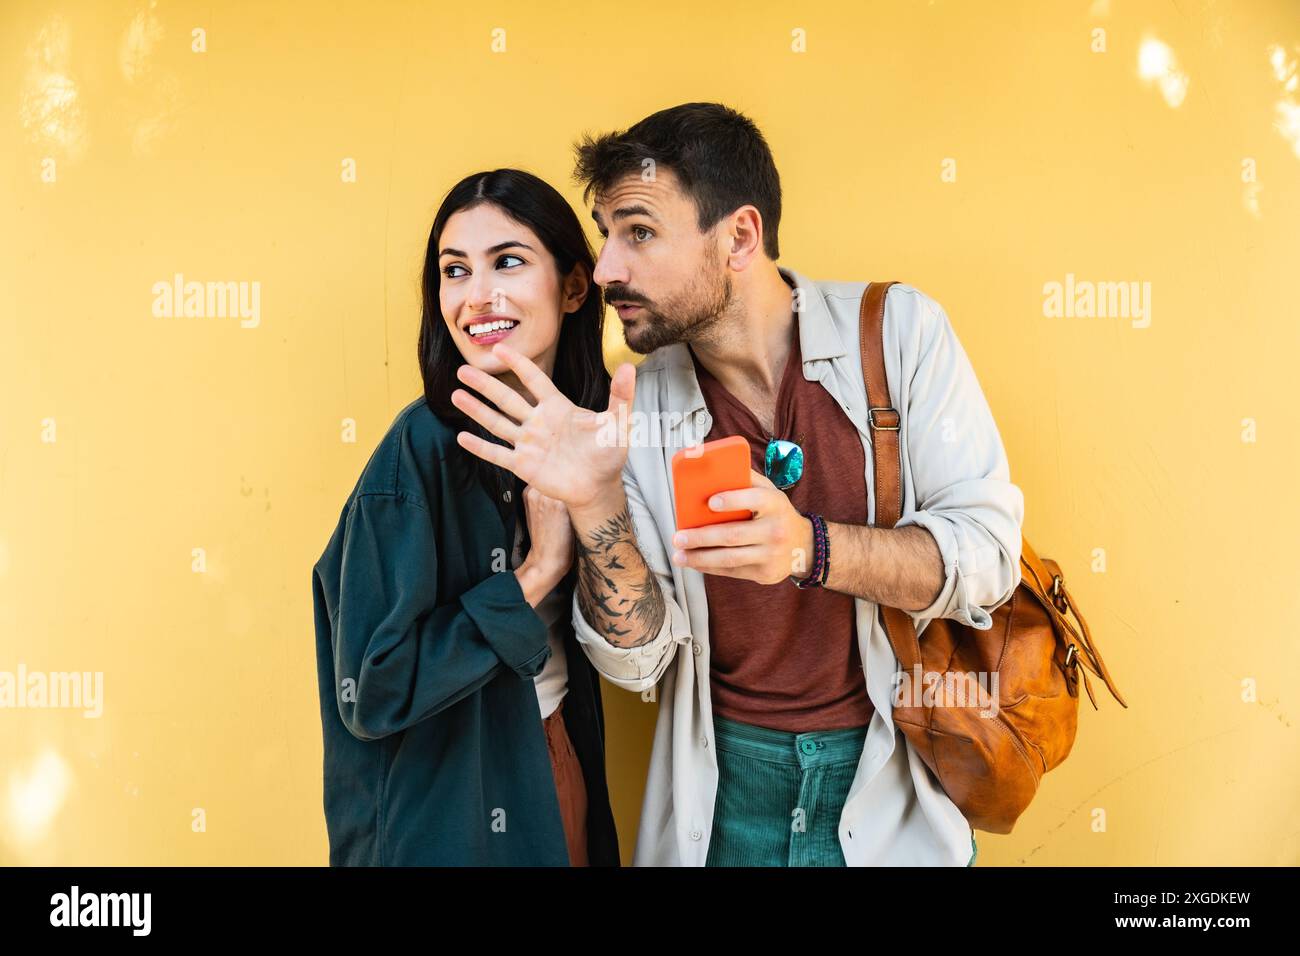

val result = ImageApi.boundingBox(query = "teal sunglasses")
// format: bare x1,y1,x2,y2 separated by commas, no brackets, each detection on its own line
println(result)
764,437,804,490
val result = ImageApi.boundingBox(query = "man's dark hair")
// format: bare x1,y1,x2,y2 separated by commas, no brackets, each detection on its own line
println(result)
572,102,782,260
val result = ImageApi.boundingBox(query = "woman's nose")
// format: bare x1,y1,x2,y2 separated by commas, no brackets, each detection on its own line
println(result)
466,273,498,310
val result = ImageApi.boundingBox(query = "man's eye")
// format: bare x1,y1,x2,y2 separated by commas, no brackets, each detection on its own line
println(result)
443,264,468,279
497,254,525,269
631,226,652,242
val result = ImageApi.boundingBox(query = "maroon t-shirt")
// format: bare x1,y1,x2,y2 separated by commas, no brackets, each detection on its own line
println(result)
690,322,875,732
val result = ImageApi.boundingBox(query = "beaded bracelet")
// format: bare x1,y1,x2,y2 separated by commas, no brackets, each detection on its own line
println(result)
814,513,830,586
792,512,829,589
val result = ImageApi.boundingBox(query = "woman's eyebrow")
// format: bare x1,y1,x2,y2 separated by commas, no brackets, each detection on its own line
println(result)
439,241,536,258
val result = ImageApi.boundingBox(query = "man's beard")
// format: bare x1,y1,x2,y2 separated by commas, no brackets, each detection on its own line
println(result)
615,268,734,355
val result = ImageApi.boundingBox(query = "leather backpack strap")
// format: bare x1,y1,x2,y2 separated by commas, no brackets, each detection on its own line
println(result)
859,282,902,528
858,282,925,673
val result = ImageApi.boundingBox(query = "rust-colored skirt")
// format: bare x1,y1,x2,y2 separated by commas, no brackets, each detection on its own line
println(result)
542,699,589,866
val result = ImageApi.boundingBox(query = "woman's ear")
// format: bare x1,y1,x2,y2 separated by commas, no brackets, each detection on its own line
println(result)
561,263,590,315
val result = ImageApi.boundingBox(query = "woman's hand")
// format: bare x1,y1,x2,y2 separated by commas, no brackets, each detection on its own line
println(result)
515,485,574,607
451,342,637,511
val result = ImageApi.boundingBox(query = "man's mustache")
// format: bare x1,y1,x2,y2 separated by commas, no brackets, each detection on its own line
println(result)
603,286,651,307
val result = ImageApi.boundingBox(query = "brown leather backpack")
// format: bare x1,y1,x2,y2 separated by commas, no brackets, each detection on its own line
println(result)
859,281,1127,834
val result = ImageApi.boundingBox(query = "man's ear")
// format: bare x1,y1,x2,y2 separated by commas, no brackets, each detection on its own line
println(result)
562,263,590,314
725,204,765,270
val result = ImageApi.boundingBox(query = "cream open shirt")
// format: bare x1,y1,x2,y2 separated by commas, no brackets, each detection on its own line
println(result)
571,266,1025,866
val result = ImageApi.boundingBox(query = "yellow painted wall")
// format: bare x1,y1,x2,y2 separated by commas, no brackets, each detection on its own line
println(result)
2,0,1297,866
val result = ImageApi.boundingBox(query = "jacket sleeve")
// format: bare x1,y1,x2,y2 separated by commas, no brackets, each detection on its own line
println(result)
570,458,693,693
892,294,1025,630
328,492,549,740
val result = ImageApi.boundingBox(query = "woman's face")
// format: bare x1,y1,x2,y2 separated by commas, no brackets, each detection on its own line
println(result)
438,203,586,380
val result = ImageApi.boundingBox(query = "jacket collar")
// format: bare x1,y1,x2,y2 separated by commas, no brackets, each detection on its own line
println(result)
646,264,847,418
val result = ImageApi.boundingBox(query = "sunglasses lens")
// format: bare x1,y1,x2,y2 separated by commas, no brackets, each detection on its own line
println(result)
765,439,804,489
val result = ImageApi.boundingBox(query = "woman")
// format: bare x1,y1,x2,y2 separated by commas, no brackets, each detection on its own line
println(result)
311,168,619,866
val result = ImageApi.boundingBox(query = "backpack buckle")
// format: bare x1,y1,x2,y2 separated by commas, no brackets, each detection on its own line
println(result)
868,407,900,431
1051,574,1070,612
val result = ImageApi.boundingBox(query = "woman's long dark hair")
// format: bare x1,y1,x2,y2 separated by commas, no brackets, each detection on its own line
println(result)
417,168,610,544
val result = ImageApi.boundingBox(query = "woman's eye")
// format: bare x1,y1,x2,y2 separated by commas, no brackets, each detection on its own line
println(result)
497,254,525,269
631,226,652,243
443,264,468,279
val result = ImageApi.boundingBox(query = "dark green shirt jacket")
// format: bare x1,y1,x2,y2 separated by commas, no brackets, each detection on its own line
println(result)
311,396,620,865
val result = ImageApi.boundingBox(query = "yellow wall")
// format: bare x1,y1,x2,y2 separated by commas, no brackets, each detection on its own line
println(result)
2,0,1297,866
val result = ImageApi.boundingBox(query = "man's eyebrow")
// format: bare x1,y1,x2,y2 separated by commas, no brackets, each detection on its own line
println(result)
438,241,536,258
591,204,659,230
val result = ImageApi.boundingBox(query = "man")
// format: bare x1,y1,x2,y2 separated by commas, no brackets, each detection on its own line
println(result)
451,102,1024,865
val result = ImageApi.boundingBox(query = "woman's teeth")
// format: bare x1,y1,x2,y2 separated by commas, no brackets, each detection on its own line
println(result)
467,319,518,337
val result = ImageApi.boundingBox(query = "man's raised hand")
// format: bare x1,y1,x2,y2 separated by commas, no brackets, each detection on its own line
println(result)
450,342,636,510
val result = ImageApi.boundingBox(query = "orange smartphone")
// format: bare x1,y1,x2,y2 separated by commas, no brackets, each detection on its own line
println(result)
671,435,754,531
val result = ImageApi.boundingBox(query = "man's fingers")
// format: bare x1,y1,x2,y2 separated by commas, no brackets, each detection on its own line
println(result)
749,467,778,490
456,363,534,422
591,362,634,444
707,487,767,514
607,362,636,416
450,388,523,445
491,343,562,403
455,430,517,472
672,519,766,551
696,564,764,581
671,545,766,572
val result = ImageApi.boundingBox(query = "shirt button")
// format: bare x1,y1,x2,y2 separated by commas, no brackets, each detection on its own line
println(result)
695,410,709,427
690,829,702,841
692,641,702,656
502,489,512,503
701,736,708,748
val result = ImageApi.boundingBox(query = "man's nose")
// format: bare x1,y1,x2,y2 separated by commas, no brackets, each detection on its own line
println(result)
592,244,626,288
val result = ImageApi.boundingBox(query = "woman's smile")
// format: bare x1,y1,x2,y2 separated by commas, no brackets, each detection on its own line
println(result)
462,314,520,346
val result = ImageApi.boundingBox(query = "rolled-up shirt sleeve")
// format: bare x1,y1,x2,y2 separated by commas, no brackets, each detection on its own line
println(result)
893,295,1024,630
571,458,692,692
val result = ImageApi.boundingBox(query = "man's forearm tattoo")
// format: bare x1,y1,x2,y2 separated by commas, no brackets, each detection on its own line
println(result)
575,506,666,648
